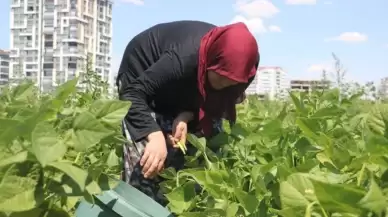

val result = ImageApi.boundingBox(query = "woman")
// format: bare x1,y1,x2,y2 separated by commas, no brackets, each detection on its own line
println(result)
116,20,259,205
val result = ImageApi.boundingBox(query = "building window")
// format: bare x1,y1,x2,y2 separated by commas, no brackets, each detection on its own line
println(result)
44,56,54,62
68,63,77,69
43,63,54,69
44,70,53,76
45,41,53,48
45,34,53,40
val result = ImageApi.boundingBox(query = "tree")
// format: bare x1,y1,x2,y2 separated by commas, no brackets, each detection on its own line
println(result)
79,54,109,100
332,53,347,102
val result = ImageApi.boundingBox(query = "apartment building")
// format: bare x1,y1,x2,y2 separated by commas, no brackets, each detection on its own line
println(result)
0,50,10,86
246,66,289,100
290,79,330,92
10,0,113,92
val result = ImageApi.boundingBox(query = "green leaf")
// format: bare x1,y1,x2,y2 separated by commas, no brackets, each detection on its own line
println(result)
31,122,67,167
294,137,319,156
358,177,388,214
7,208,43,217
289,92,307,115
0,176,40,212
311,179,366,214
295,118,319,140
187,134,206,153
311,105,345,118
180,209,225,217
0,151,28,168
36,80,78,122
364,104,388,136
45,206,72,217
159,167,177,180
0,119,22,145
72,111,113,151
234,189,259,214
207,132,229,150
364,135,388,155
180,169,228,199
259,119,283,139
11,82,36,101
226,203,239,217
106,149,119,167
251,157,284,182
165,181,197,214
279,173,316,209
89,100,131,126
48,162,88,191
230,123,250,139
52,78,78,101
316,152,337,169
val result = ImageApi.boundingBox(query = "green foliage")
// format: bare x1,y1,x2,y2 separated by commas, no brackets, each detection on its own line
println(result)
2,68,388,217
0,77,131,217
161,89,388,217
78,55,110,100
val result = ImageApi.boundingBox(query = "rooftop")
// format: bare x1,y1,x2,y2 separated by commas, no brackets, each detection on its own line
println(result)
0,49,10,55
258,66,283,71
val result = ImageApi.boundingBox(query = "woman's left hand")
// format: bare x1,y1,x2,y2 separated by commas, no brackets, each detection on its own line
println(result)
168,112,193,148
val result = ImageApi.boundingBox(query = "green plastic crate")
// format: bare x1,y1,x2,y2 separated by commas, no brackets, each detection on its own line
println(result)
75,180,174,217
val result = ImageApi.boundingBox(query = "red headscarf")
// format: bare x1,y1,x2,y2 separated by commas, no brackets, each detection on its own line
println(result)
197,22,259,136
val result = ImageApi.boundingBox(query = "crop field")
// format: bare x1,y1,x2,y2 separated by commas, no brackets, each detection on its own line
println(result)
1,77,388,217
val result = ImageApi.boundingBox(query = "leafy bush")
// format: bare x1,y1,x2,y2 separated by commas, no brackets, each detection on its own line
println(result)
1,78,388,217
0,78,130,217
161,89,388,217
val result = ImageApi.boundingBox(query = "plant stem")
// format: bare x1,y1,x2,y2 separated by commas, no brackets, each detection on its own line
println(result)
357,163,366,186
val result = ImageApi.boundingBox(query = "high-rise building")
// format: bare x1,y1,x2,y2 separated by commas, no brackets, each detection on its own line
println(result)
0,50,10,86
9,0,113,92
246,66,289,99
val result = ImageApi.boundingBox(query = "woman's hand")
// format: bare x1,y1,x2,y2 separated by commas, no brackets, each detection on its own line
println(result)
168,112,193,148
140,131,167,179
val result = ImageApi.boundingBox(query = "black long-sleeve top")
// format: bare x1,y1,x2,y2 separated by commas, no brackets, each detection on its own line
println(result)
116,20,256,142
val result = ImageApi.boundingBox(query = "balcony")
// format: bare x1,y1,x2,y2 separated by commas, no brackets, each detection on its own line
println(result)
43,27,55,33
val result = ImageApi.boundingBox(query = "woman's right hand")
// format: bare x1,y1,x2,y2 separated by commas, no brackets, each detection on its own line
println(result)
140,131,167,179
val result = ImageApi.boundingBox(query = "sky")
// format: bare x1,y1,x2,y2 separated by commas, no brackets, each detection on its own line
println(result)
1,0,387,85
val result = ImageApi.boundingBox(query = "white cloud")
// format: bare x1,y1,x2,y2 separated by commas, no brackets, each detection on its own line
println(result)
268,25,282,32
307,63,331,73
235,0,279,18
231,0,280,35
120,0,144,5
285,0,317,5
230,15,266,34
325,32,368,43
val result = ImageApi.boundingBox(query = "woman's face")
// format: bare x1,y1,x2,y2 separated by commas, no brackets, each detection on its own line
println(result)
207,70,238,90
